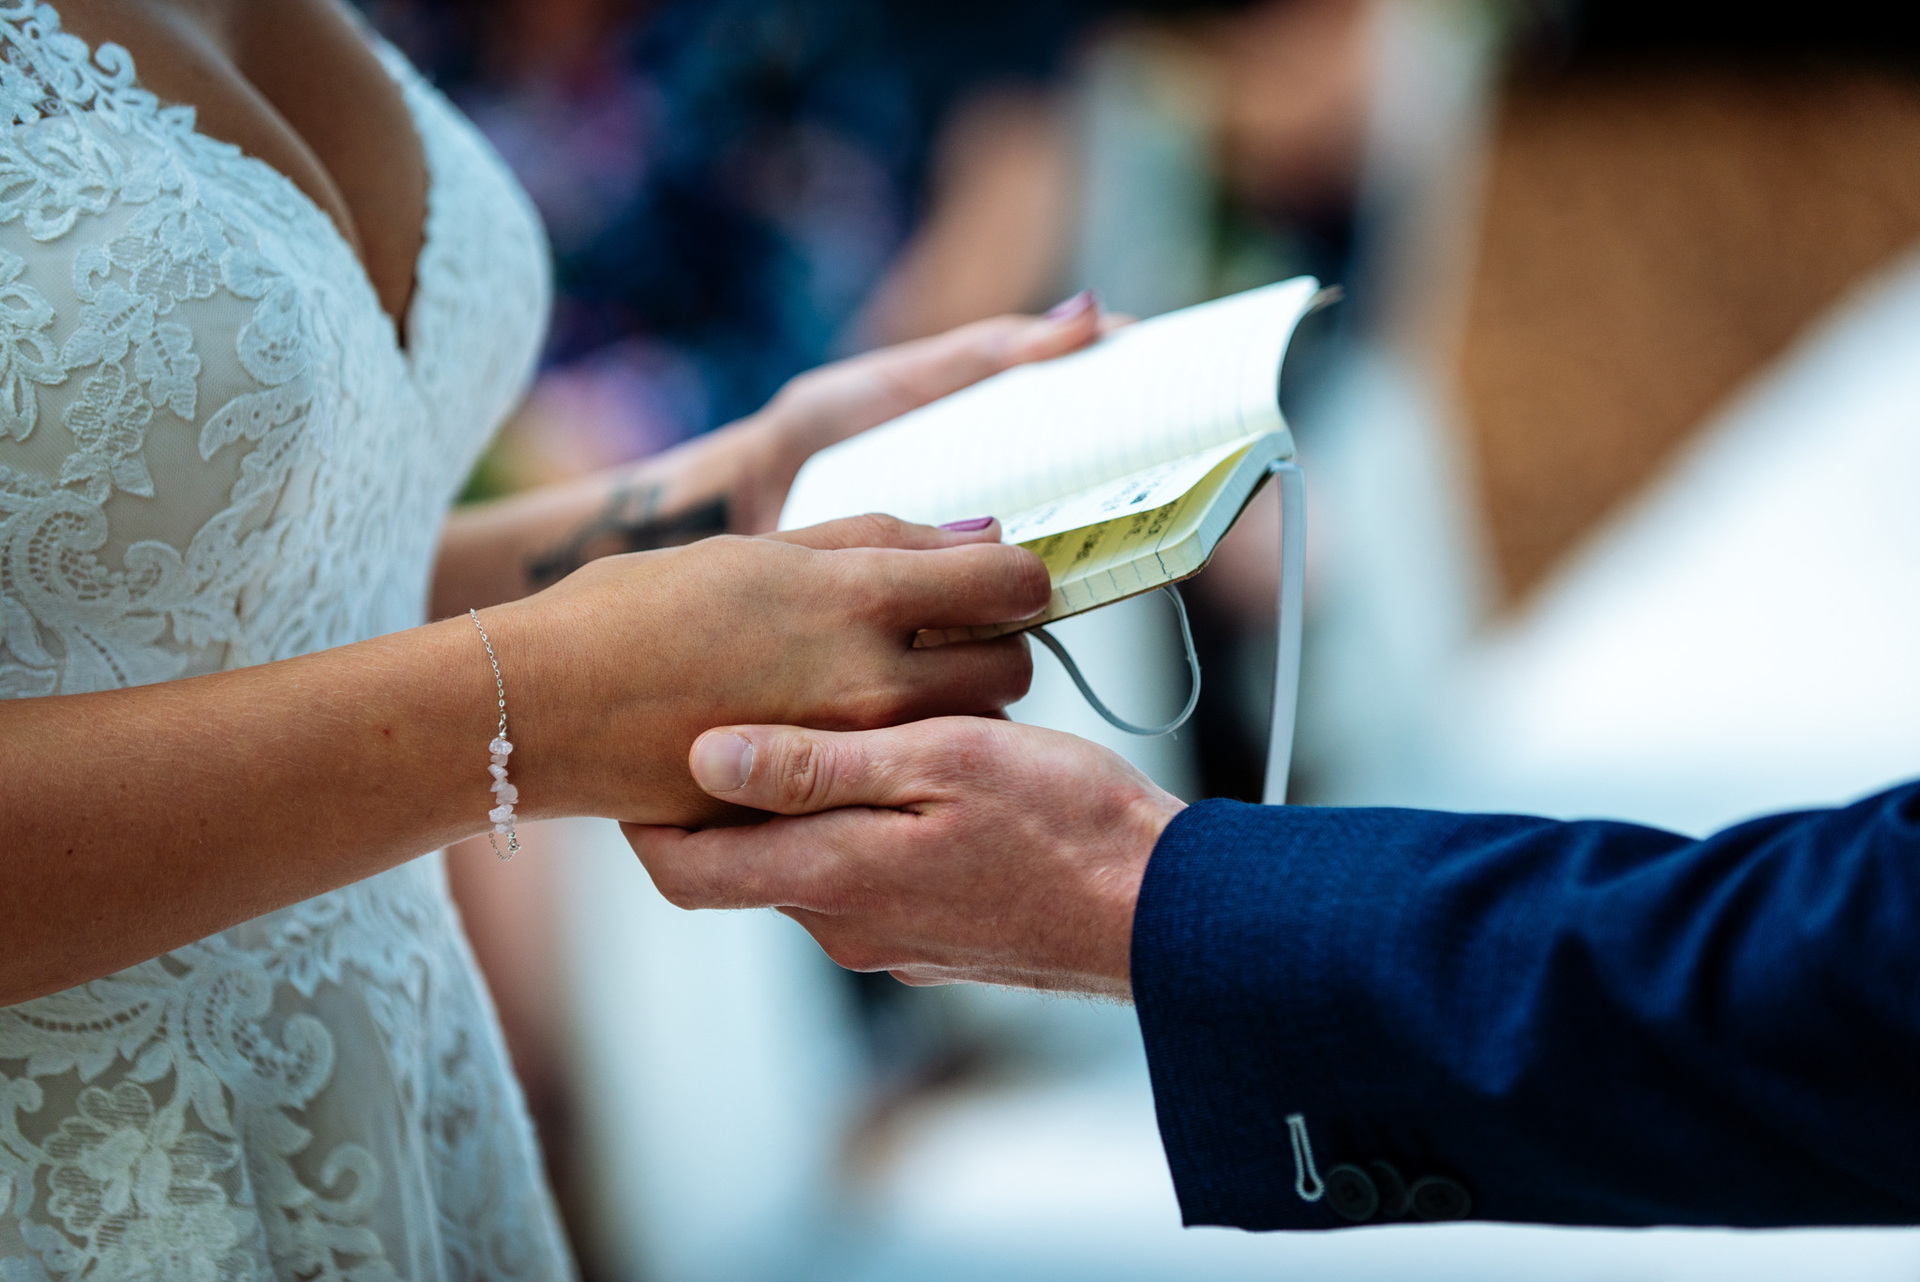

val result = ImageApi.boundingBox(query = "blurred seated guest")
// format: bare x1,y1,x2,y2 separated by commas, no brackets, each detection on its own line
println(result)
628,716,1920,1229
369,0,1129,484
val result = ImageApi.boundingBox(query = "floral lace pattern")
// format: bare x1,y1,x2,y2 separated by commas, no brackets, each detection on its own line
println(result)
0,4,569,1277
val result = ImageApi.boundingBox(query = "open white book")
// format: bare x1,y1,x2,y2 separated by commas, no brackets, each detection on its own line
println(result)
780,277,1325,636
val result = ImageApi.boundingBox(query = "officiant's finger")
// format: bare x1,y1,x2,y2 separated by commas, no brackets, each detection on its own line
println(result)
766,512,1002,552
687,724,925,815
848,544,1049,631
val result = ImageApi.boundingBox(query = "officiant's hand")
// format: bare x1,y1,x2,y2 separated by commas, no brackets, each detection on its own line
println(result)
623,717,1183,997
494,521,1048,828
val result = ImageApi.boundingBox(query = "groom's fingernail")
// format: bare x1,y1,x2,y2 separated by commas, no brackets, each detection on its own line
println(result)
1044,288,1097,322
940,516,995,531
691,732,754,793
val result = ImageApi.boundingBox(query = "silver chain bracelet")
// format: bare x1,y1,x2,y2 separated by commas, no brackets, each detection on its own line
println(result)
469,608,519,859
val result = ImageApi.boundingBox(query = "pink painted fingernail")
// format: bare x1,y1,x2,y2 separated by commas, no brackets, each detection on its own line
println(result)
940,516,995,531
1044,288,1097,321
690,732,754,793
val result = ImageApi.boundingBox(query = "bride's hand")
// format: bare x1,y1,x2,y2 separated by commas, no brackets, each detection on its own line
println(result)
431,293,1109,614
490,514,1048,828
729,291,1104,532
1,512,1040,1000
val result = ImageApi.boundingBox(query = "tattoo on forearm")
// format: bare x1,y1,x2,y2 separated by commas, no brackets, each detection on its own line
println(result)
526,482,729,588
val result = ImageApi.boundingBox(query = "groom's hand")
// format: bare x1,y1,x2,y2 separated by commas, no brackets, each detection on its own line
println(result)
621,717,1183,998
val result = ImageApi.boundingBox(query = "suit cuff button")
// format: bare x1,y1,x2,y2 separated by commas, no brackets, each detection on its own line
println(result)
1409,1175,1472,1221
1368,1160,1411,1219
1324,1164,1380,1223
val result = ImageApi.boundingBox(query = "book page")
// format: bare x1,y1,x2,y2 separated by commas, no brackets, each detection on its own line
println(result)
998,436,1255,543
1025,441,1253,587
778,276,1318,530
944,434,1286,639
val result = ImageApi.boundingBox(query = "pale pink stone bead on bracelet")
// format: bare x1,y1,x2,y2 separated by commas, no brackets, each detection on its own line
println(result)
469,608,520,859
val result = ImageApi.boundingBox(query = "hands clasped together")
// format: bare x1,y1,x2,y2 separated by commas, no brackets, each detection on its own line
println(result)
627,716,1184,1000
488,513,1050,829
503,489,1182,1003
8,294,1153,1006
504,293,1178,1003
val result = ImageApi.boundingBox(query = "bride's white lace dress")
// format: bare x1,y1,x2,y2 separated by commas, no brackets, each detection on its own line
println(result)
0,3,574,1278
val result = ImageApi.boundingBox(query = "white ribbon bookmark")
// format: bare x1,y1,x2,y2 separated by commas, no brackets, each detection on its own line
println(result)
1030,459,1305,811
1263,461,1306,805
1033,586,1201,737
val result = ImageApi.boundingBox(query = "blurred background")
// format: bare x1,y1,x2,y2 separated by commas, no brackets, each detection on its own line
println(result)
359,0,1920,1277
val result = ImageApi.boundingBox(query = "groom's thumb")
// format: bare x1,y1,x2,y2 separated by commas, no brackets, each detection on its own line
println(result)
689,725,910,815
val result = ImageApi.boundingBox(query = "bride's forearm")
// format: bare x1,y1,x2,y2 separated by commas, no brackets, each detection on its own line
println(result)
430,300,1112,618
8,306,1104,1005
0,615,509,1006
430,414,774,617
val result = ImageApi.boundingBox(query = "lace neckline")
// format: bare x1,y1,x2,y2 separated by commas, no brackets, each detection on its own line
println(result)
14,1,435,360
0,2,566,1272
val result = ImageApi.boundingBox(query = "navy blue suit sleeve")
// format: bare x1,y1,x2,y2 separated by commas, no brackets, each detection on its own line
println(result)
1130,787,1920,1230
